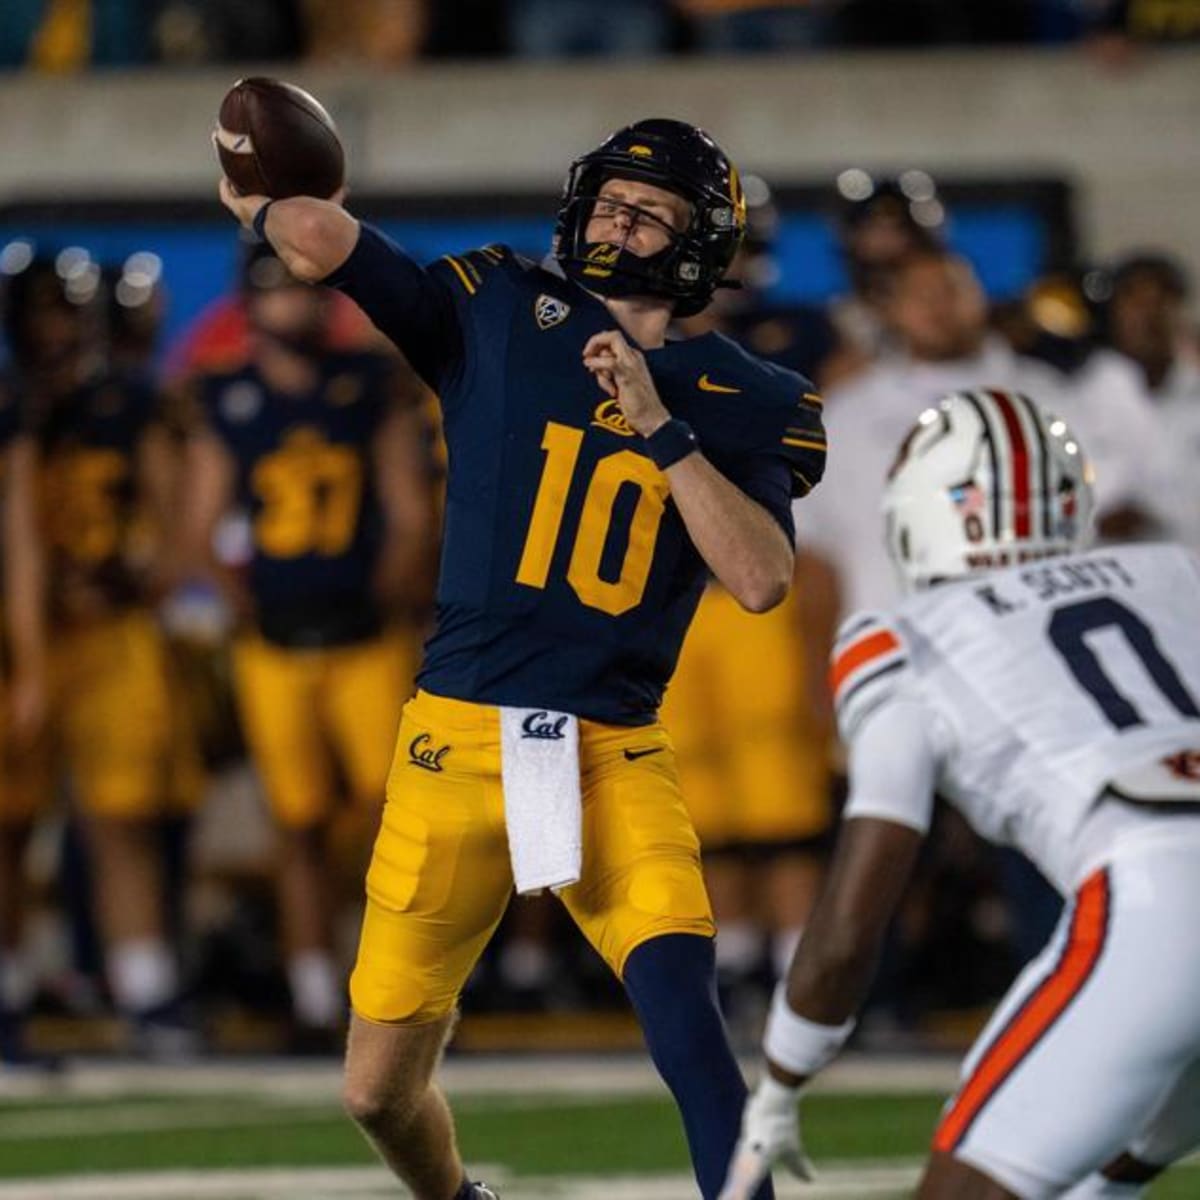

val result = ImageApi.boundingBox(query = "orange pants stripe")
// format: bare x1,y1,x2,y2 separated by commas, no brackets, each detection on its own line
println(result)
933,869,1111,1154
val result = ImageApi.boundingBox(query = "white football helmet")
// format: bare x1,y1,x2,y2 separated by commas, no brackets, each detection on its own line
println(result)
883,389,1095,592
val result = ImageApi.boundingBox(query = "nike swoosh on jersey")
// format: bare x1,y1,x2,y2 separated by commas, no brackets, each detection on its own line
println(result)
623,747,664,761
698,374,741,394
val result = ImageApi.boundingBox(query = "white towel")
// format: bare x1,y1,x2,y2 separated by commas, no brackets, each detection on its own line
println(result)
499,706,583,895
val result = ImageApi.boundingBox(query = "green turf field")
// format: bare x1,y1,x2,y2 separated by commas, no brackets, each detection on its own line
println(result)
0,1084,1194,1197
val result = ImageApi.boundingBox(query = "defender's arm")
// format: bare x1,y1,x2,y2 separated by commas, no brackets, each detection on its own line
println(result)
720,697,937,1200
769,814,923,1080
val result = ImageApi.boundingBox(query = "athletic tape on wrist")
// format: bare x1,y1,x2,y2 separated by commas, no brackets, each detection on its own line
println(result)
763,982,855,1078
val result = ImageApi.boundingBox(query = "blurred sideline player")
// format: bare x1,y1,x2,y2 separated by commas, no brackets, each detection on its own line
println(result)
1084,252,1200,553
724,391,1200,1200
823,169,947,387
179,243,436,1046
802,247,1161,619
660,581,835,1018
0,246,203,1052
221,115,827,1200
163,249,379,379
675,173,838,386
667,177,838,1013
0,339,49,1064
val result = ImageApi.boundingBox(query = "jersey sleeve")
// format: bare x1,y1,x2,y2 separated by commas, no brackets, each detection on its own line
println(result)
719,374,827,543
843,696,940,835
773,387,827,501
324,223,463,392
829,612,910,741
426,244,513,304
832,611,949,834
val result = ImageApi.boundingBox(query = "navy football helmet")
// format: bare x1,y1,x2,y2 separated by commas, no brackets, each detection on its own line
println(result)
553,118,746,318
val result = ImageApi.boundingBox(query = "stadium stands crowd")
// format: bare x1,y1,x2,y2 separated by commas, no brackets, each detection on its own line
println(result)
3,0,1200,70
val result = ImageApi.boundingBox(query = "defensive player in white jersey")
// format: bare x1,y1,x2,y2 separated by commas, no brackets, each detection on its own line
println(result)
721,389,1200,1200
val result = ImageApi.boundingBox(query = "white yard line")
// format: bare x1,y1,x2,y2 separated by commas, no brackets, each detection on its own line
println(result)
0,1162,922,1199
0,1089,710,1141
0,1101,341,1140
0,1052,960,1103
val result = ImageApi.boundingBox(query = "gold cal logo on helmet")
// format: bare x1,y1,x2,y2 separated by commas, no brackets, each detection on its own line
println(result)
628,145,654,158
583,242,621,279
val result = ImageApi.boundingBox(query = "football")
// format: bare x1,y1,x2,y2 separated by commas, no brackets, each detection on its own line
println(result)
214,77,345,200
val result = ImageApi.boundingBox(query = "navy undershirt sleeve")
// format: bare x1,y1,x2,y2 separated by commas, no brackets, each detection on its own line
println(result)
323,223,462,391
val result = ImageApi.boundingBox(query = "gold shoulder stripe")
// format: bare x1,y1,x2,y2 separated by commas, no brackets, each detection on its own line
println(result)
782,436,827,452
802,392,824,407
442,255,477,296
792,468,815,494
480,245,505,263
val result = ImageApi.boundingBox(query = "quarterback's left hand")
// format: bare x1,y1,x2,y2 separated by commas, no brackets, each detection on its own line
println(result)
718,1077,814,1200
582,330,670,437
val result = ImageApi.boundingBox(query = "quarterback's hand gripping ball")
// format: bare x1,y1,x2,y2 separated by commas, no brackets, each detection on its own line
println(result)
718,1077,815,1200
213,76,345,200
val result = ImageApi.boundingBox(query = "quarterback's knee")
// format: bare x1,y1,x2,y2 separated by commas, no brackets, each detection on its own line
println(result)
342,1078,387,1132
342,1071,421,1134
342,1011,453,1135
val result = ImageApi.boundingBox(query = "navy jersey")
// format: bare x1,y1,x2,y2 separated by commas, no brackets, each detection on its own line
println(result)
195,352,395,646
29,368,159,619
329,226,826,723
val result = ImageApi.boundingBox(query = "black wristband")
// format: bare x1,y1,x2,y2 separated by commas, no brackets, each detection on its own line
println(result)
644,418,698,470
251,199,275,243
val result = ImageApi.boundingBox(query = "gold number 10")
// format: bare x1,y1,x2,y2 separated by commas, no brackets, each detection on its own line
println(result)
516,421,670,616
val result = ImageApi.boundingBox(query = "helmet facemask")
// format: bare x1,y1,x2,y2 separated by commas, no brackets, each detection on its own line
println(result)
559,175,695,305
553,119,745,318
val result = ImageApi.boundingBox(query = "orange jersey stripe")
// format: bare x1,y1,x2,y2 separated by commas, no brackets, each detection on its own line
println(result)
829,629,901,698
933,870,1110,1153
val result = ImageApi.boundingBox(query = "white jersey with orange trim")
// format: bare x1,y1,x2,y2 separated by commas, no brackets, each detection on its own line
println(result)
832,541,1200,892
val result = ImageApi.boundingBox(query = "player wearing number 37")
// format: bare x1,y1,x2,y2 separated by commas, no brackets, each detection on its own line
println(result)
722,391,1200,1200
220,116,825,1200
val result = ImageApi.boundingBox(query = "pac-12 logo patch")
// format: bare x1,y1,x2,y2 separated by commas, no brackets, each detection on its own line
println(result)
535,294,570,331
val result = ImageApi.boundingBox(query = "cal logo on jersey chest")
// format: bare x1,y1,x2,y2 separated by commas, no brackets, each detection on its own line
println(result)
591,398,634,437
534,293,570,331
